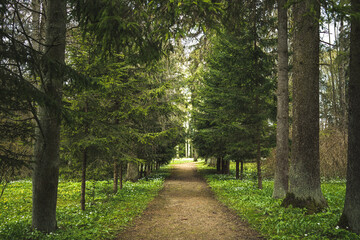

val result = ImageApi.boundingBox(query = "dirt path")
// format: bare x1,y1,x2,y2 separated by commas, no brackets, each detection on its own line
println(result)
117,162,264,240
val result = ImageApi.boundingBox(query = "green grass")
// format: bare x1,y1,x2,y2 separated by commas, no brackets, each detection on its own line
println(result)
0,168,169,240
169,158,195,165
196,161,359,240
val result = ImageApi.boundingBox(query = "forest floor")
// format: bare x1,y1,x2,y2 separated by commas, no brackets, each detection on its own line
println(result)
116,162,264,240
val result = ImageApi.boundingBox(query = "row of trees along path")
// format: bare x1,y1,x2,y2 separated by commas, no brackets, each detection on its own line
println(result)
117,162,263,240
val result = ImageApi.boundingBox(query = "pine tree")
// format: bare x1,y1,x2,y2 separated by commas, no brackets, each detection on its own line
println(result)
339,0,360,233
282,0,327,211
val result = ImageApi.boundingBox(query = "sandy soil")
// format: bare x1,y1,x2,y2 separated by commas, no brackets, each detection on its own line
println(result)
116,162,264,240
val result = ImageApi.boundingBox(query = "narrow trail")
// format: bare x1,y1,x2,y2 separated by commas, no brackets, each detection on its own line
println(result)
117,162,264,240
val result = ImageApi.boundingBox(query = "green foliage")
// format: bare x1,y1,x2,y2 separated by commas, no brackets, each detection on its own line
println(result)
198,162,359,240
70,0,222,60
62,29,186,180
191,27,276,161
0,169,169,239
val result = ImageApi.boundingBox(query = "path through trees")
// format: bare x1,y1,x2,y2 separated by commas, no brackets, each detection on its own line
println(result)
117,162,263,240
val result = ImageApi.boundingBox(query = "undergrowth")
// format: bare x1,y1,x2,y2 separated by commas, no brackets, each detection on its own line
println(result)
0,169,169,240
197,162,359,240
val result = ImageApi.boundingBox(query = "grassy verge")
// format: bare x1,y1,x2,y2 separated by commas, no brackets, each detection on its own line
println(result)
0,168,169,240
196,161,359,240
169,158,195,165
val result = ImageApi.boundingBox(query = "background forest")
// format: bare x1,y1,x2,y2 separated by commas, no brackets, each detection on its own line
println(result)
1,0,360,239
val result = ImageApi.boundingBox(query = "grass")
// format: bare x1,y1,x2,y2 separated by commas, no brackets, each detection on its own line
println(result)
196,161,360,240
169,158,195,165
0,168,169,240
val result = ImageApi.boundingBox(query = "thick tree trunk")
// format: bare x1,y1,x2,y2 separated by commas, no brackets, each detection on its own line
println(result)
32,0,66,232
273,0,289,199
339,0,360,233
216,157,221,173
283,0,327,211
126,162,139,182
226,160,230,174
236,160,240,179
113,161,118,194
80,149,87,211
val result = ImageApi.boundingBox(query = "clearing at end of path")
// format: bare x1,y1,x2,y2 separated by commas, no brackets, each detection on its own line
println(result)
117,162,264,240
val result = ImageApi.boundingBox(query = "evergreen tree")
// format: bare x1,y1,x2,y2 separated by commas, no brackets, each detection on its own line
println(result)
339,0,360,233
282,0,327,211
273,0,290,199
32,0,67,232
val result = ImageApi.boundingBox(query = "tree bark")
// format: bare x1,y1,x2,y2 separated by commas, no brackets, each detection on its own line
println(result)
339,0,360,233
139,163,143,179
273,0,289,199
119,162,123,190
31,0,41,52
283,0,327,211
126,162,139,182
256,129,262,189
216,157,221,173
145,163,151,177
193,149,198,162
32,0,66,232
113,161,118,194
80,149,87,211
240,160,244,180
236,160,240,179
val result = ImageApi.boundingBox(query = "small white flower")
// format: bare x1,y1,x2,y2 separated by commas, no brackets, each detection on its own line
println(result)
335,226,340,229
305,234,308,237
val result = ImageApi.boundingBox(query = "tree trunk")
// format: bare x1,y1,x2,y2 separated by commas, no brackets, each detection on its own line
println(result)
113,161,118,194
156,161,160,170
273,0,289,199
31,0,41,52
328,22,338,127
81,102,89,210
145,163,151,177
338,19,347,132
126,162,139,182
216,157,221,173
339,0,360,233
256,129,262,189
236,160,240,179
240,160,244,180
139,164,143,179
283,0,327,211
193,149,198,162
221,157,226,174
80,149,87,211
32,0,66,232
226,160,230,174
119,162,123,190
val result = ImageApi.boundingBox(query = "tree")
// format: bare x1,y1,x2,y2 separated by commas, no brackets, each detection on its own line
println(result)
192,26,276,180
32,0,66,232
273,0,289,199
283,0,327,211
339,0,360,233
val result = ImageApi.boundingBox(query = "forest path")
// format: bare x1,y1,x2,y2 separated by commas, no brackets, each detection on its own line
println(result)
116,162,263,240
